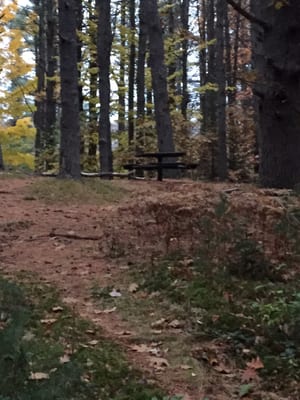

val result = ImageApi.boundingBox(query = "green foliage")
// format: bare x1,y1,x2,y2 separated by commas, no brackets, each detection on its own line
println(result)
239,384,253,397
0,277,90,399
136,252,300,381
198,38,217,51
227,104,256,181
0,278,29,396
196,82,218,94
35,146,59,173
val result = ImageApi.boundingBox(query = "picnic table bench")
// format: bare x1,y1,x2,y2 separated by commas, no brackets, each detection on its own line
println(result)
123,151,198,181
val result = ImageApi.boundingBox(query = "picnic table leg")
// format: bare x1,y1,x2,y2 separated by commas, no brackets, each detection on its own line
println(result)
157,166,163,181
157,156,163,181
127,165,134,179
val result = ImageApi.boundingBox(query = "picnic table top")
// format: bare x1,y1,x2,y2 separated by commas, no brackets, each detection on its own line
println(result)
136,151,186,158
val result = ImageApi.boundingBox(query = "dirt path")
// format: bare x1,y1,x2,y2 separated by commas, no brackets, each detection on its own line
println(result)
0,177,209,399
1,177,296,400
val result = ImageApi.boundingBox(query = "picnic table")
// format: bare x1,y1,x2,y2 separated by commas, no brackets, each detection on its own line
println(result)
123,151,198,181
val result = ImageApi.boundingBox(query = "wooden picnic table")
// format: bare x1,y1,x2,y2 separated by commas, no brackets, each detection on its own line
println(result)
136,151,186,161
124,151,187,181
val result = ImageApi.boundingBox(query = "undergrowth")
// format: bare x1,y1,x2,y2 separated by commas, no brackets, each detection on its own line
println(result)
130,207,300,394
92,194,300,396
137,253,300,378
0,274,169,400
27,178,128,204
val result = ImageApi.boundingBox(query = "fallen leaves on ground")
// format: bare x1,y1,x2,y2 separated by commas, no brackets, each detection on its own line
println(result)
168,319,183,329
241,367,260,383
59,354,71,364
29,372,50,380
40,318,57,325
241,356,264,383
52,306,63,312
246,356,264,370
128,282,139,293
149,356,169,370
151,318,166,328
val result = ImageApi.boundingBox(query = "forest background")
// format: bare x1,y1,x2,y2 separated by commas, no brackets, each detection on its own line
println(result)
0,0,299,189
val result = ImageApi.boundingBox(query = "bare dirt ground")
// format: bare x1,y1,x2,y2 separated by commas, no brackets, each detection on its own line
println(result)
0,177,297,400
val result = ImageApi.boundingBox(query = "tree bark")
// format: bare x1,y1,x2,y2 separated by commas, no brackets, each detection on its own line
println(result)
180,0,190,119
136,0,148,151
143,0,175,154
167,0,177,109
0,144,4,170
33,0,46,172
251,0,300,188
88,0,98,160
118,0,126,135
96,0,113,175
58,0,81,178
128,0,136,145
45,0,57,170
206,0,217,133
76,0,84,160
216,0,228,179
198,0,207,133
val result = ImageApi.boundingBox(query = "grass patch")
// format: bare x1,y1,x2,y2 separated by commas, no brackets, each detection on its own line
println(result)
28,178,128,204
0,171,29,179
130,252,300,389
0,273,169,400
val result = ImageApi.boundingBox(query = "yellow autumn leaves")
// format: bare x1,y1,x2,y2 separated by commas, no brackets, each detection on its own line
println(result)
0,1,36,169
0,117,35,168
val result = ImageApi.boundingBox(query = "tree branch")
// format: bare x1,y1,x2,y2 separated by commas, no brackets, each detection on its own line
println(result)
226,0,270,30
49,231,101,241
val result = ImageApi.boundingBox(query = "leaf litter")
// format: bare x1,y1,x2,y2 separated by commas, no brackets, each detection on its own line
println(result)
1,177,299,400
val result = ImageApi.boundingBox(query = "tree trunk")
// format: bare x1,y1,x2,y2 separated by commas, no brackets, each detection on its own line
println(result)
86,0,97,162
216,0,227,179
251,0,300,188
118,0,126,135
231,1,241,103
45,0,57,170
128,0,136,145
76,0,85,160
180,0,190,119
0,144,4,170
198,0,207,133
143,0,175,154
224,3,232,100
33,0,46,172
136,0,148,150
167,0,177,109
58,0,81,178
97,0,113,175
206,0,217,133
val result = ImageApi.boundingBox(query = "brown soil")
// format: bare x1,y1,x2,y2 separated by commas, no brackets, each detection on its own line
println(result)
0,177,297,400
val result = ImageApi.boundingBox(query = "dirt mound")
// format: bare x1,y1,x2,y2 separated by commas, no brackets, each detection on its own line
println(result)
0,177,298,400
